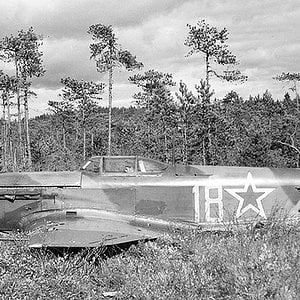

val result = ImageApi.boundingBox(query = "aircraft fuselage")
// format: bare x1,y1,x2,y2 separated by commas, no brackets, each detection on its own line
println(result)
0,162,300,233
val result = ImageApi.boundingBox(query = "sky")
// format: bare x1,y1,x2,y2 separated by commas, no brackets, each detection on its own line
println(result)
0,0,299,116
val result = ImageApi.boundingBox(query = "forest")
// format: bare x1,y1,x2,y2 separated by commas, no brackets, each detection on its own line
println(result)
0,22,299,172
0,19,300,300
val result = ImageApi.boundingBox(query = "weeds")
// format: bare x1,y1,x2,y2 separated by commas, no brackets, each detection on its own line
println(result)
0,219,299,299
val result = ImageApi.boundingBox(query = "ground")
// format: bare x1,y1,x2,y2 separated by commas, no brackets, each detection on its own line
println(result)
0,217,299,299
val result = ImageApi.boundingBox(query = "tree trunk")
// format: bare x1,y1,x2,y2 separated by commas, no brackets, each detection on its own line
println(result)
172,129,175,166
183,109,188,164
24,88,32,169
183,126,188,164
277,140,300,168
13,148,17,172
82,96,87,161
1,125,6,171
1,98,7,171
83,127,86,161
6,94,12,160
15,58,22,160
202,138,206,165
62,125,66,149
206,53,209,86
107,67,113,156
294,80,300,108
164,131,168,162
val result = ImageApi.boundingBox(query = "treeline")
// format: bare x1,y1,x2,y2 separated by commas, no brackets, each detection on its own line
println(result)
0,28,44,171
0,21,299,171
29,81,300,171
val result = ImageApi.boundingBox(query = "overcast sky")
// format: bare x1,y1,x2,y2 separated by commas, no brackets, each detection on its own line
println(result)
0,0,299,116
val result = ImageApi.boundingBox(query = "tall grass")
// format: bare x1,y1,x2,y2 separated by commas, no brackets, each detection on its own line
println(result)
0,218,299,299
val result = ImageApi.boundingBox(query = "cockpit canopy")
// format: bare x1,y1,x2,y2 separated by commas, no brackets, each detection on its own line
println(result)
81,156,169,175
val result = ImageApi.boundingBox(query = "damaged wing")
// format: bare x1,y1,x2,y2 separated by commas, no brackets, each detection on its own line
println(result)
28,215,158,248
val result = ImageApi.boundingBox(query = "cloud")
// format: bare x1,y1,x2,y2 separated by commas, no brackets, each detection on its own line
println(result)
32,37,100,89
0,0,299,114
0,0,183,38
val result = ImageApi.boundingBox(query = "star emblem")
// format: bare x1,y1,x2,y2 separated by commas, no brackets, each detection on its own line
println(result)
225,172,275,219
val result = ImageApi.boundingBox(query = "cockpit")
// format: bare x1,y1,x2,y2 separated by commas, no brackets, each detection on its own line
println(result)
81,156,169,175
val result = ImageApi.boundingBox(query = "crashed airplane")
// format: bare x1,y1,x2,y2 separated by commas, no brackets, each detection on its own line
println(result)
0,156,299,248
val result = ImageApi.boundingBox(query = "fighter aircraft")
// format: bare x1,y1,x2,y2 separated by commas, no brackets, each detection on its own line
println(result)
0,155,299,248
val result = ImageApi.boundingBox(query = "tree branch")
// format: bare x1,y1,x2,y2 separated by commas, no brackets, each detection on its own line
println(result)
277,141,300,155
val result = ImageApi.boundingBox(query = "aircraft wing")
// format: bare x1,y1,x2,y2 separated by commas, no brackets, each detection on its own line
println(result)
28,215,158,248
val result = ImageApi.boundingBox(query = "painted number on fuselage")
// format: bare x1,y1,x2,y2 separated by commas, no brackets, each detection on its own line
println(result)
192,172,276,223
193,185,223,223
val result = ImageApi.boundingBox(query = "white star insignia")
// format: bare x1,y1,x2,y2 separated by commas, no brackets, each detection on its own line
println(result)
225,172,275,219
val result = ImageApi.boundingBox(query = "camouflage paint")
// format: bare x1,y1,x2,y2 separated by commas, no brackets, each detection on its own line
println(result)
0,156,300,247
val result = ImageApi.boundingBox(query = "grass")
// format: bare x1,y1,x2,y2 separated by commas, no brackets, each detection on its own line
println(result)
0,218,300,299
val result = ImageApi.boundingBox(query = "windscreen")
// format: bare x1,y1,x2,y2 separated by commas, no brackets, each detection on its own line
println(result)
138,158,168,173
104,158,135,173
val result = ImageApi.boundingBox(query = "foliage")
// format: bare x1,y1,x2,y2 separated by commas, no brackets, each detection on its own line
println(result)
274,72,300,82
0,218,300,299
0,22,299,170
88,25,142,72
0,27,45,77
25,83,300,169
88,23,143,155
0,27,45,170
274,72,300,110
175,81,197,163
129,70,176,162
185,20,247,90
51,77,105,161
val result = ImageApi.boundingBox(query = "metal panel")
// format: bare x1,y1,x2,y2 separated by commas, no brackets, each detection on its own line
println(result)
135,186,195,222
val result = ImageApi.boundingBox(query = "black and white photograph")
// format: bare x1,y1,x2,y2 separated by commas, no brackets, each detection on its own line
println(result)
0,0,299,299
